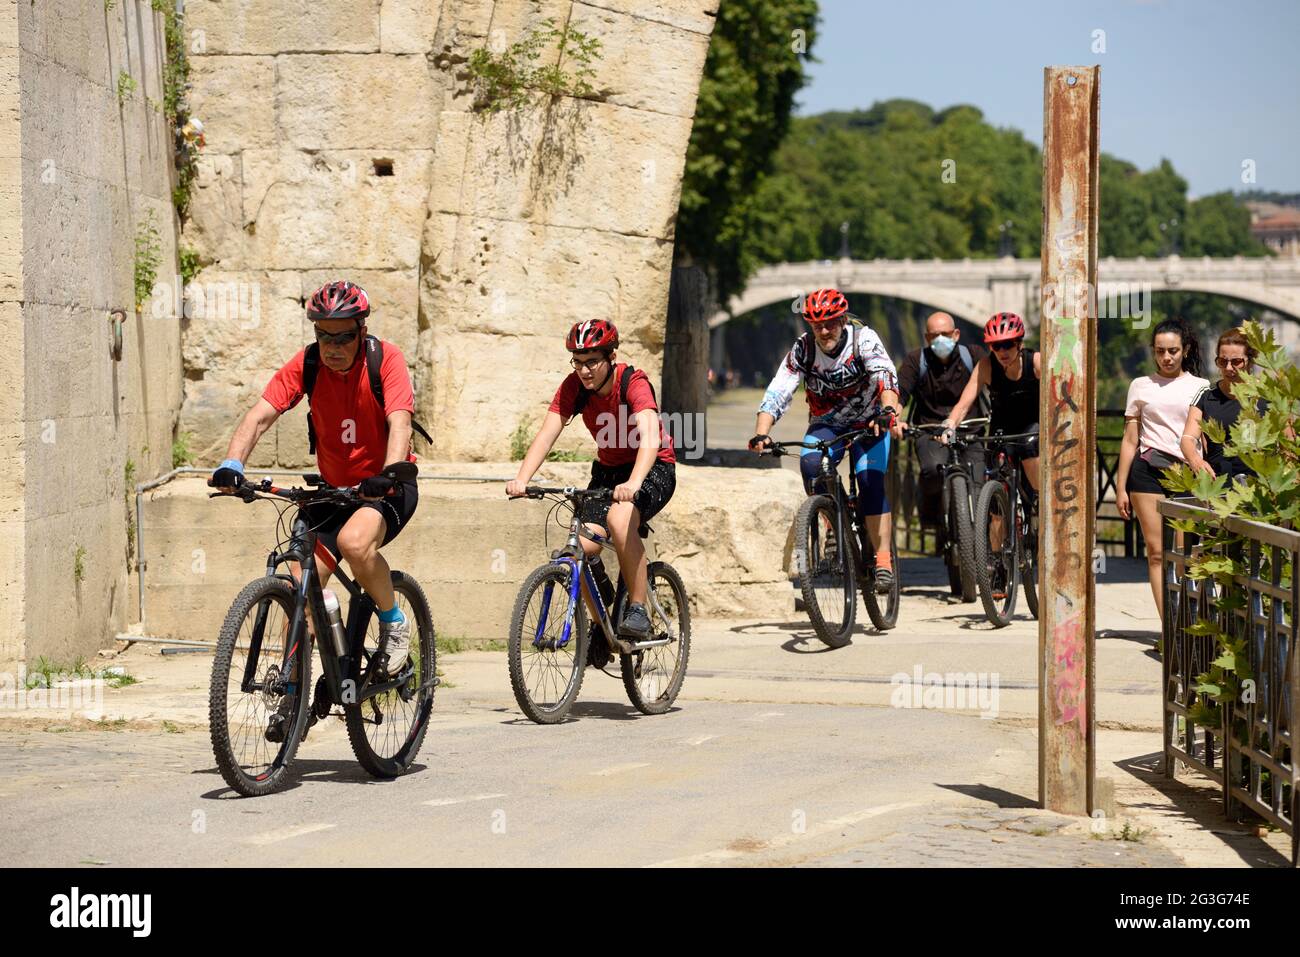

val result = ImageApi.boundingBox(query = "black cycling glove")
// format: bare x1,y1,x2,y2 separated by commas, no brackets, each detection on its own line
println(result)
749,434,773,451
210,459,245,489
359,473,395,498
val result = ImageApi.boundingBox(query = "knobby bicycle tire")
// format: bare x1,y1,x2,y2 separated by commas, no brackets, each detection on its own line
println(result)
949,472,978,603
974,479,1019,628
209,576,311,797
619,561,692,714
344,571,437,778
794,494,855,648
861,514,900,631
508,563,587,724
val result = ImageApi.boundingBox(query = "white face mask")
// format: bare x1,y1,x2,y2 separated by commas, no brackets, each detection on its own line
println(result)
929,335,957,360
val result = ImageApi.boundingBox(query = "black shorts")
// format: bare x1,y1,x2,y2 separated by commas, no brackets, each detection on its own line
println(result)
580,459,676,531
299,480,419,559
1126,456,1175,496
992,420,1040,462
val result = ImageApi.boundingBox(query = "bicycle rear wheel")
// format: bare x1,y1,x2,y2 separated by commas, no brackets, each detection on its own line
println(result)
794,495,855,648
345,571,436,778
508,563,587,724
974,480,1019,628
948,473,978,603
209,577,311,797
861,515,901,630
620,562,691,715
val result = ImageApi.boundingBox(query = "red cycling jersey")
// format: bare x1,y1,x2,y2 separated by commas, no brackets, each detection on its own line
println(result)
262,342,416,488
548,364,676,466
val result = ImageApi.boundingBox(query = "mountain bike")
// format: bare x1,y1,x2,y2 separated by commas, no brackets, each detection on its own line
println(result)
766,407,899,646
905,418,989,602
969,432,1040,628
207,461,436,796
506,486,691,724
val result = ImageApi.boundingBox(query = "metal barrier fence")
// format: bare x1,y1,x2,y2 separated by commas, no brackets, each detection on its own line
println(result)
1160,497,1298,865
891,410,1139,558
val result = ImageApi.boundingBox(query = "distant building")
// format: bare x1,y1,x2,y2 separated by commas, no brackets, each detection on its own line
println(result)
1246,201,1300,257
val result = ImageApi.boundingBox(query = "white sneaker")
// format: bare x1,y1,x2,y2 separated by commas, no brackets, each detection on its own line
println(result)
379,612,411,671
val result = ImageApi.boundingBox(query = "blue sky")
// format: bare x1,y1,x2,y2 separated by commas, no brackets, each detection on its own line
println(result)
795,0,1300,197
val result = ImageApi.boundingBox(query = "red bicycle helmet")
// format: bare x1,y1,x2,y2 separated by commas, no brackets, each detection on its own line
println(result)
307,280,370,323
983,312,1025,344
566,319,619,352
802,288,849,324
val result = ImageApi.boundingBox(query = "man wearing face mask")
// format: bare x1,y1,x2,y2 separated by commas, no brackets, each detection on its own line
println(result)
892,312,987,595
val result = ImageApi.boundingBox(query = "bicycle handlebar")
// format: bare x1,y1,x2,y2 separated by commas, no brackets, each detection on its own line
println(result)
513,485,614,502
760,406,896,458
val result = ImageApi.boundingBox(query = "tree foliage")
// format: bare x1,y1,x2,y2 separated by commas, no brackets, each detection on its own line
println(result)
675,0,819,305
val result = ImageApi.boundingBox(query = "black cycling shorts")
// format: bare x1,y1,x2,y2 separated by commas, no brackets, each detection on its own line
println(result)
580,459,676,531
299,479,419,560
992,420,1040,462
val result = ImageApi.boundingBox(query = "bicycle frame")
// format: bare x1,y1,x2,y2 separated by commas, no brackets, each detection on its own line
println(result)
532,496,673,654
243,512,415,711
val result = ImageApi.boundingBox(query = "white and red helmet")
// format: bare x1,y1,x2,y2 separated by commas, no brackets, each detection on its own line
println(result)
566,319,619,352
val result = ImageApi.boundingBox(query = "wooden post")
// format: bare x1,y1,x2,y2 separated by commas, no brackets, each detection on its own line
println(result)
1039,66,1099,815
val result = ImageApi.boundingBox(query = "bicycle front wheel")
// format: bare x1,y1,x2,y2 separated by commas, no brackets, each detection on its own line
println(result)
620,562,691,714
345,571,437,778
209,577,311,797
949,473,978,602
974,480,1019,627
508,563,588,724
794,495,855,648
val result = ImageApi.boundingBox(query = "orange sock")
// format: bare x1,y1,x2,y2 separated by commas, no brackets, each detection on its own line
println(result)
875,548,892,571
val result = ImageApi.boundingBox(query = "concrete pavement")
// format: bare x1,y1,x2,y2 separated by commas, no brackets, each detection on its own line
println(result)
0,557,1290,867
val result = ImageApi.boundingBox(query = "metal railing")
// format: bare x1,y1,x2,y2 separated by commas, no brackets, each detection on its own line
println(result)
891,410,1139,558
1160,496,1298,865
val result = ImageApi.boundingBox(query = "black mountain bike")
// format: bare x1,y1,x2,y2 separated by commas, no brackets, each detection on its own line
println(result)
905,418,989,603
766,407,900,646
970,432,1040,628
507,486,691,724
207,461,436,796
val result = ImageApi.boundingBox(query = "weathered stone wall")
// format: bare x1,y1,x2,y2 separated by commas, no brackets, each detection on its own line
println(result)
2,0,184,668
180,0,717,463
140,464,800,642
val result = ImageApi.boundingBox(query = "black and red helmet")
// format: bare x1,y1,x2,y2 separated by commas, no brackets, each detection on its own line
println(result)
984,312,1026,344
802,288,849,324
566,319,619,352
307,280,370,323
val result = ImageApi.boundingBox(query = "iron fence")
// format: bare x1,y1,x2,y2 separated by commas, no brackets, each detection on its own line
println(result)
1160,496,1297,865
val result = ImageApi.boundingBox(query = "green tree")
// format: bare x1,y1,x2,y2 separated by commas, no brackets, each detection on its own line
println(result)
675,0,819,305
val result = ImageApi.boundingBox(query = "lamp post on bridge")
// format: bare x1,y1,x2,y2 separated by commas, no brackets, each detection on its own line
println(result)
839,221,850,260
1159,217,1180,257
998,220,1015,258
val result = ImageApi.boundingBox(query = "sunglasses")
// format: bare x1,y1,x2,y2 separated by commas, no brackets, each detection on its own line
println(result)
315,328,361,346
1216,356,1249,368
990,340,1021,352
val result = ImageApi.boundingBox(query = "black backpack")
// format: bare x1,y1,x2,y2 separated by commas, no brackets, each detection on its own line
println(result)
301,335,432,454
570,364,657,418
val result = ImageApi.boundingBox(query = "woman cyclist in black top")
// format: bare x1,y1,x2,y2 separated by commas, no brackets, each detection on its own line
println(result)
943,312,1043,491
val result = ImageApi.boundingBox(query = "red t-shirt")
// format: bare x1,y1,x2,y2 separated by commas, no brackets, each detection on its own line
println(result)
548,364,676,466
262,341,416,487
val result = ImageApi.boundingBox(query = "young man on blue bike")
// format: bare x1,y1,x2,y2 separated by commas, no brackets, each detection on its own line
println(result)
210,280,422,671
505,320,676,639
748,288,902,592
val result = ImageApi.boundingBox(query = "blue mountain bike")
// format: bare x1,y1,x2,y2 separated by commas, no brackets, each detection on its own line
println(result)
507,486,690,724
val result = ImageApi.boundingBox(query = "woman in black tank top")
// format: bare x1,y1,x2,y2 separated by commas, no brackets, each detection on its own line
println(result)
944,313,1043,492
989,349,1040,433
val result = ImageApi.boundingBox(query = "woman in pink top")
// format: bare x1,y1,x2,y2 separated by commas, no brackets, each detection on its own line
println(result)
1116,318,1209,615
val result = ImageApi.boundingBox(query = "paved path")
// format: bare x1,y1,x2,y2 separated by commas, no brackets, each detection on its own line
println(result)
1,559,1290,867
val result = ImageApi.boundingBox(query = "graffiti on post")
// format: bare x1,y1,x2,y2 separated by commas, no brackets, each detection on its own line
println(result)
1051,591,1087,740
